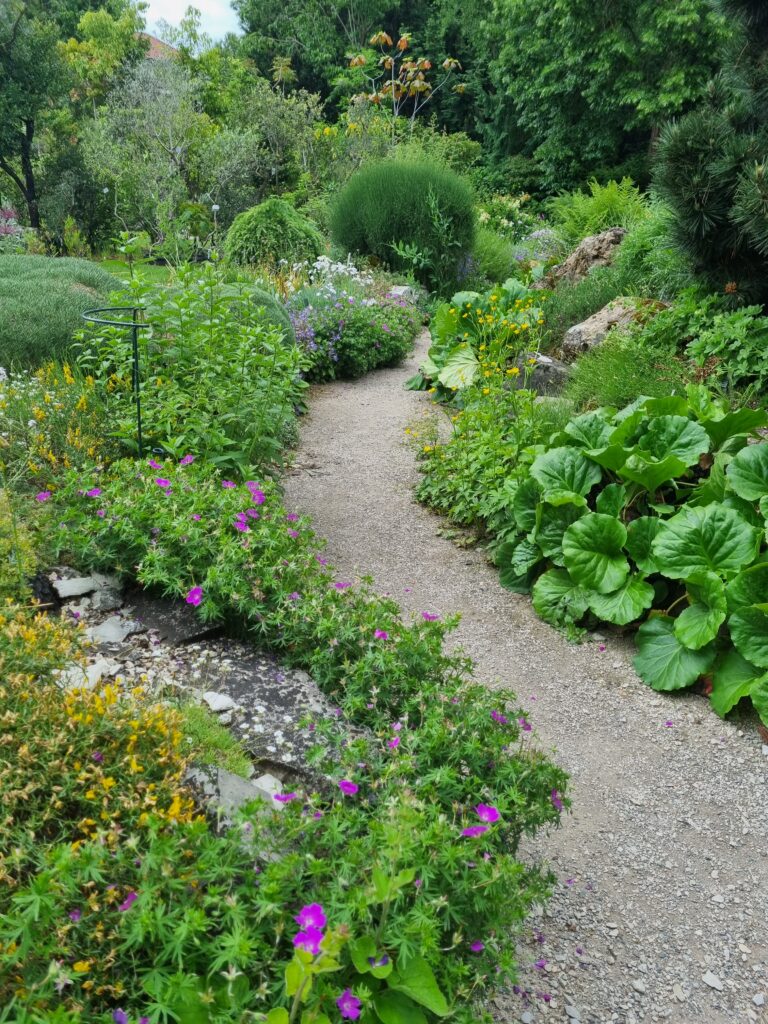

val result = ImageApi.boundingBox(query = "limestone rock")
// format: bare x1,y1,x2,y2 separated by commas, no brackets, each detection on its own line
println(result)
551,226,628,285
53,576,98,599
203,691,236,713
562,298,640,355
513,352,572,395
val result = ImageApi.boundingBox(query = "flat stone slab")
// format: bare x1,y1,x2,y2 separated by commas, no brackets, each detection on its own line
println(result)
53,576,98,599
124,586,222,645
87,614,145,645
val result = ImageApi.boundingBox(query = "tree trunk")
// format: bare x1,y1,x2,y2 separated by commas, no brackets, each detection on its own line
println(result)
20,119,40,229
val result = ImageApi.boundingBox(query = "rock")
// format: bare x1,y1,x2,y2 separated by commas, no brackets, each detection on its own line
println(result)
90,587,123,612
389,285,417,302
92,571,121,590
550,227,628,285
631,979,646,994
123,586,221,645
185,765,278,821
55,656,121,691
513,352,572,395
87,615,144,645
754,993,765,1007
521,1013,533,1024
672,984,687,1002
761,745,768,756
702,971,724,991
53,576,98,599
565,1006,581,1021
562,298,640,355
218,711,233,726
203,691,236,713
253,773,284,798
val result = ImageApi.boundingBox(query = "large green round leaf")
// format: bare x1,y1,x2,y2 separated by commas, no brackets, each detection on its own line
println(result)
532,568,589,626
529,447,602,499
512,477,541,532
651,505,759,580
564,411,613,449
562,513,629,594
701,407,768,449
595,482,628,518
533,502,584,564
729,605,768,668
674,572,727,650
633,615,716,691
618,453,689,493
625,516,663,573
710,650,765,717
752,678,768,727
497,538,539,593
587,574,654,625
725,562,768,612
725,443,768,500
436,346,479,390
636,415,710,466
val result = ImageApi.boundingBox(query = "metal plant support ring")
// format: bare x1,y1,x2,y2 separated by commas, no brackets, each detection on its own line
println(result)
81,306,150,457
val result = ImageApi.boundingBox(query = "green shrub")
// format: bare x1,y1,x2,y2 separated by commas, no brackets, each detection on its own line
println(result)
563,332,690,409
473,226,516,283
687,305,768,394
330,160,476,294
249,283,295,342
611,204,697,300
0,255,115,367
225,198,325,268
549,178,649,247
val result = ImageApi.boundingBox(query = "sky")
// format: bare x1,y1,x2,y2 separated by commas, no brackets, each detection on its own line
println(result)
144,0,240,41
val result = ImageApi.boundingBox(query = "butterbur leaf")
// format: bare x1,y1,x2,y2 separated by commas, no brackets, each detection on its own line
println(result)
700,407,768,449
389,957,450,1017
587,574,654,625
674,572,727,649
726,443,768,500
751,678,768,726
436,346,479,390
542,489,588,508
625,517,663,573
642,396,690,417
562,513,629,594
585,443,630,472
512,477,542,531
635,415,710,466
532,569,590,626
634,615,716,691
652,505,759,579
728,605,768,668
563,411,613,449
595,482,628,518
529,446,602,498
373,992,428,1024
726,562,768,612
618,453,689,493
533,503,584,564
721,495,763,528
497,538,538,593
710,650,765,717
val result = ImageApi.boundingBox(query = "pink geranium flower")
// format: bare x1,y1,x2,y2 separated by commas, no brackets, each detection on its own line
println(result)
186,586,203,606
338,779,358,796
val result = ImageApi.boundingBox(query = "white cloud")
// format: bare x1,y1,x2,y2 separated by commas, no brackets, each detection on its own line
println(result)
144,0,240,41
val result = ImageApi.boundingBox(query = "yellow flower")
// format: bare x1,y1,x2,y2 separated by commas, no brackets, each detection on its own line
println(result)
73,961,91,974
423,445,433,453
482,387,490,395
508,367,520,376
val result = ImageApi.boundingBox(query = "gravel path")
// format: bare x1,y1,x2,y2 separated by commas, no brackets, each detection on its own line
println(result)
284,332,768,1024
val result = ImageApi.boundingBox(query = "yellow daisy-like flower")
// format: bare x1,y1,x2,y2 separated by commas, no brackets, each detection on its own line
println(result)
482,387,490,395
73,961,91,974
509,367,520,376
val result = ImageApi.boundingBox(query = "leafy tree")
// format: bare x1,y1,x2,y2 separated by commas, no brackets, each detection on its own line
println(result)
485,0,728,188
654,0,768,303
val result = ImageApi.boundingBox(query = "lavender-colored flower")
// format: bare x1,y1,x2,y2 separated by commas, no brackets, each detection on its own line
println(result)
476,803,500,823
222,480,236,488
92,751,103,763
113,1011,128,1024
186,586,203,606
234,520,249,532
491,710,508,724
68,908,82,922
179,454,195,465
287,592,301,601
470,941,485,952
295,903,326,930
86,487,102,497
294,926,324,955
518,716,532,732
118,892,138,912
374,629,389,640
333,581,352,590
551,789,564,813
421,611,439,621
338,779,358,796
336,989,362,1020
35,491,51,502
154,478,170,489
148,458,163,469
287,529,299,539
274,792,298,803
387,736,400,749
286,513,299,522
461,825,488,838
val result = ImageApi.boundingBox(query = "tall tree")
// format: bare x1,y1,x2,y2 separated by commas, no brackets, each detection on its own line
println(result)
485,0,728,188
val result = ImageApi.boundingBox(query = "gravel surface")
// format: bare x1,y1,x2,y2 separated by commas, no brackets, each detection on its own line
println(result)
284,331,768,1024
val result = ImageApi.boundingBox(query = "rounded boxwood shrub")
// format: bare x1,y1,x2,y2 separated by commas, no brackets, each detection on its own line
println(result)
225,199,325,268
330,161,475,293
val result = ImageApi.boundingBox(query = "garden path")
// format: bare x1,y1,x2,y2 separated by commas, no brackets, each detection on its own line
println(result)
284,330,768,1024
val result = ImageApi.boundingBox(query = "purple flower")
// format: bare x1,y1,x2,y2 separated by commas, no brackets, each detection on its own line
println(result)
148,458,163,469
274,793,298,803
518,716,532,732
96,509,106,518
245,508,260,519
336,989,362,1020
288,529,299,539
664,720,674,727
295,903,327,930
316,556,329,566
113,1011,128,1024
313,811,323,819
35,491,51,502
191,513,201,521
374,629,389,640
86,487,102,498
179,454,195,465
222,480,236,489
294,926,324,955
338,779,358,796
68,909,81,923
387,736,400,749
118,892,138,912
234,520,249,532
421,611,439,621
470,941,485,952
597,643,606,653
461,825,488,838
286,513,299,522
534,959,547,971
333,581,352,590
287,592,301,601
491,710,508,724
392,721,402,732
246,485,266,505
476,803,500,823
154,478,170,489
186,586,203,606
91,751,103,763
368,954,390,968
551,790,564,813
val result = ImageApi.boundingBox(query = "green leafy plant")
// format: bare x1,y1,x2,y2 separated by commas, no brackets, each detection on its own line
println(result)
225,198,325,268
687,305,768,394
548,178,649,246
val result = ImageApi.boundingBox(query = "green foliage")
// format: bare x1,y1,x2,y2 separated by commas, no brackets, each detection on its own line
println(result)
653,0,768,302
549,179,649,247
177,702,253,776
75,262,307,475
249,284,296,342
0,255,114,366
563,333,689,410
330,161,475,293
611,204,697,300
539,266,632,353
225,198,325,268
687,306,768,394
421,384,768,723
472,227,515,284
